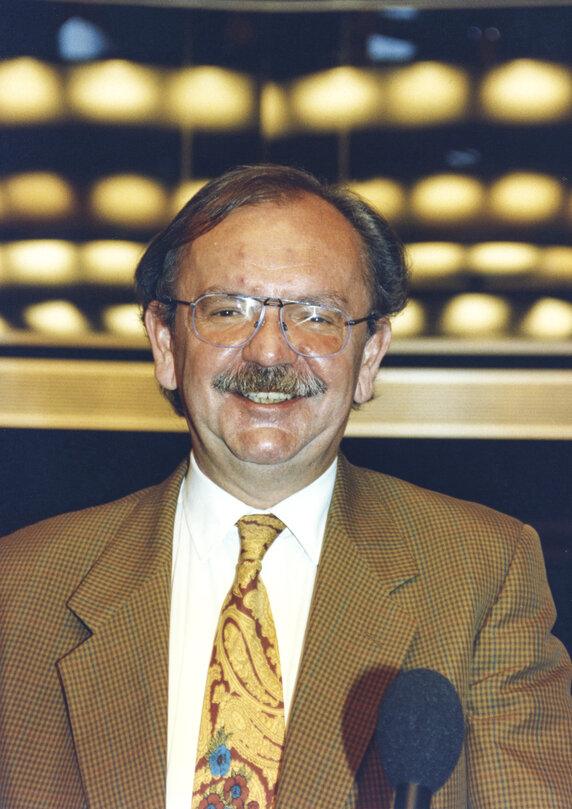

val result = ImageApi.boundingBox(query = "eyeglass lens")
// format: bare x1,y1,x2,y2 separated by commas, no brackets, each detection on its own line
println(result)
191,294,349,357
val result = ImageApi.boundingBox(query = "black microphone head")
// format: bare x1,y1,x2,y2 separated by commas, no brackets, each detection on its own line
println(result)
376,668,464,794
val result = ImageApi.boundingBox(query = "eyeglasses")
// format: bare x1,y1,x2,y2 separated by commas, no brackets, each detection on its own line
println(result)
160,293,381,358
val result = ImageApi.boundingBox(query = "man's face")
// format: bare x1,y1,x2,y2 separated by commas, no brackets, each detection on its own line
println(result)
146,192,391,498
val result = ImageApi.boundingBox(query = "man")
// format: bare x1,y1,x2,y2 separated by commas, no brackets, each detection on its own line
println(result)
1,164,571,809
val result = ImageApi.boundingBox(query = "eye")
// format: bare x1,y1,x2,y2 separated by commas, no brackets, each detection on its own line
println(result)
210,306,244,318
308,312,332,324
296,306,339,328
199,296,250,319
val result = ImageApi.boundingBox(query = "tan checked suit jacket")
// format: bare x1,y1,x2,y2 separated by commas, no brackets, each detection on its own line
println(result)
1,454,571,809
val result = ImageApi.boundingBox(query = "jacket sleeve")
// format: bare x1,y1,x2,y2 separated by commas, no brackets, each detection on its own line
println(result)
465,523,572,808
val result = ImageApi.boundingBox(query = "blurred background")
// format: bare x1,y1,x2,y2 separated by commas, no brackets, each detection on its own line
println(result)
0,0,571,652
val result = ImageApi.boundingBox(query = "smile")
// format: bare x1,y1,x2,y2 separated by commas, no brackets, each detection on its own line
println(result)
242,391,297,404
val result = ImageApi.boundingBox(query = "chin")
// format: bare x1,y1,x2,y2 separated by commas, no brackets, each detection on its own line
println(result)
228,430,304,467
232,446,298,467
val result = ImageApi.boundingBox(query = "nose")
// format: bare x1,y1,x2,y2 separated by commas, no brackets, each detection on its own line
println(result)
240,304,298,366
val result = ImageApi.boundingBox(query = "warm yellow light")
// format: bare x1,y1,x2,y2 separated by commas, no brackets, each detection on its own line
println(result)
81,241,144,285
102,304,146,338
23,300,89,335
521,297,572,339
67,60,161,123
0,58,63,123
165,67,255,129
541,246,572,280
467,242,540,275
3,172,76,220
411,175,485,223
440,294,511,337
261,82,292,138
347,178,405,222
0,314,11,335
171,180,209,215
290,67,383,131
391,299,426,337
5,240,79,285
480,59,572,123
489,173,563,224
406,242,465,280
90,175,168,227
386,62,469,125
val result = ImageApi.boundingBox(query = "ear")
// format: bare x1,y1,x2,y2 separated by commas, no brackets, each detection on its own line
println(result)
144,303,178,391
353,318,392,404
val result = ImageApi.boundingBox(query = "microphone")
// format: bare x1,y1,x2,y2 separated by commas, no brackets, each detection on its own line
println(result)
375,668,464,809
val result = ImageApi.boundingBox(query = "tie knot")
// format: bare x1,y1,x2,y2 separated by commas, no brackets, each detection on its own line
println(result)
234,514,285,591
236,513,286,561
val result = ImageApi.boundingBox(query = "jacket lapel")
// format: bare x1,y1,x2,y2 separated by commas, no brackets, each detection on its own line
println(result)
277,455,419,809
56,463,186,809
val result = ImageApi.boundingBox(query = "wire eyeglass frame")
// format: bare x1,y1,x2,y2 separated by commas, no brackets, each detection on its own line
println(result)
159,293,382,358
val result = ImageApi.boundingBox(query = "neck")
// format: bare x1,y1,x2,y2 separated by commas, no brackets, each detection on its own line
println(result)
192,451,336,509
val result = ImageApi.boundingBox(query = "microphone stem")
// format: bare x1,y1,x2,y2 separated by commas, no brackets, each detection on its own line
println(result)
394,783,432,809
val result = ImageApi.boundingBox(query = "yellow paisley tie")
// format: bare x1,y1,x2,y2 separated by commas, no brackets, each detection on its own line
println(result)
192,514,286,809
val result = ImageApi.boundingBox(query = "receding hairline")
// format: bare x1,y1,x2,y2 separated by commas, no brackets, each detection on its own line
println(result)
167,189,376,305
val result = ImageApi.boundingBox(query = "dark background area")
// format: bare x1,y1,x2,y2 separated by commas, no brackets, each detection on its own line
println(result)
3,3,572,338
3,3,572,194
1,428,570,656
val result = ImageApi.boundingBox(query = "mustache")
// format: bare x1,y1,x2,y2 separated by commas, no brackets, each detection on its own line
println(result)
213,363,327,398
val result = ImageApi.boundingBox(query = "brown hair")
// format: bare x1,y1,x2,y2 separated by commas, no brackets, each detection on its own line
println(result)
135,163,408,327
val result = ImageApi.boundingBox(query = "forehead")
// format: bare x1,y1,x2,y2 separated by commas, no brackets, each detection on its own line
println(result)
178,193,370,301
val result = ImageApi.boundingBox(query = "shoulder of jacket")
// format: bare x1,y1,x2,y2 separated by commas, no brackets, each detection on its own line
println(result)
340,457,526,541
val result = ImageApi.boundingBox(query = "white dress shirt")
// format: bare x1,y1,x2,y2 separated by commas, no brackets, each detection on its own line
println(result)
166,454,337,809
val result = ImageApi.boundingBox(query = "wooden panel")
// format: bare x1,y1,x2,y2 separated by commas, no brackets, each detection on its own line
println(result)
1,358,571,438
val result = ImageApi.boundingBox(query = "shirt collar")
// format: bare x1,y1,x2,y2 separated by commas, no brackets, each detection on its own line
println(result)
181,453,337,565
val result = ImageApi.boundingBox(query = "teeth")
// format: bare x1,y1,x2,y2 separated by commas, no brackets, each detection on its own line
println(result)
244,391,295,404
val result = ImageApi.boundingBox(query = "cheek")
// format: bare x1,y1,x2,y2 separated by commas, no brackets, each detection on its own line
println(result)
174,344,236,405
312,354,361,401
